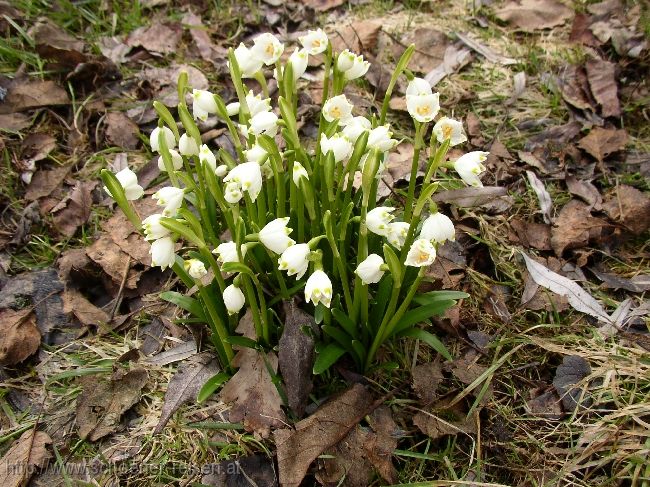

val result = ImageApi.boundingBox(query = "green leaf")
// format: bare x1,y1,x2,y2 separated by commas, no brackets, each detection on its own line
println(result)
322,325,355,354
224,336,258,349
197,372,230,403
160,291,206,321
369,274,393,332
313,343,346,375
391,300,456,336
160,217,203,247
331,308,357,339
397,328,452,360
350,340,366,363
220,262,254,276
178,103,201,145
412,290,469,306
383,244,402,287
153,101,180,140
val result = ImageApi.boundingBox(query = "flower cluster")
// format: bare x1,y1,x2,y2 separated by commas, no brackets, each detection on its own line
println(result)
101,28,483,373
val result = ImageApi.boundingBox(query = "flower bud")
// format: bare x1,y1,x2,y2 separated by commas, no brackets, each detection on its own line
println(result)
179,133,199,156
150,237,176,269
405,238,437,267
420,212,455,244
244,143,268,164
157,149,183,172
199,144,217,172
366,207,395,237
288,48,309,81
259,217,295,254
454,151,488,188
152,186,185,216
223,162,263,202
278,243,310,279
226,102,240,117
342,116,371,143
355,254,385,284
142,213,170,241
150,126,176,153
184,258,207,279
305,270,332,307
299,28,328,55
344,53,370,81
192,89,218,114
406,77,432,96
367,125,398,152
215,165,228,178
223,284,245,314
337,49,355,71
292,161,309,185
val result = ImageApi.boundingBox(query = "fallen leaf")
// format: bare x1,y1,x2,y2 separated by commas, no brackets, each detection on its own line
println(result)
524,121,582,153
522,252,611,323
591,269,650,293
0,429,51,487
18,133,57,184
144,341,197,366
219,348,286,438
495,0,573,32
76,367,149,441
201,454,278,486
412,361,444,405
521,265,570,312
585,58,620,118
51,180,96,237
304,0,346,11
0,308,40,365
578,127,628,162
329,21,381,55
274,383,378,487
0,113,32,131
602,185,650,235
0,80,69,113
558,64,593,112
182,12,226,63
86,236,142,289
126,22,182,56
31,19,86,66
24,164,71,201
510,219,552,250
105,112,140,149
278,300,318,417
454,32,517,65
445,355,493,402
551,200,603,255
432,186,512,212
569,13,600,46
526,388,563,419
413,399,478,440
552,355,592,412
393,28,448,75
98,36,131,64
484,284,512,324
526,170,553,224
565,175,602,210
8,201,40,247
386,143,419,183
154,352,220,434
425,240,467,289
424,43,472,87
62,288,109,326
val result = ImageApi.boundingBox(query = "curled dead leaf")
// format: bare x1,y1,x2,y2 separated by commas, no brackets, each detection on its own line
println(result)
0,308,40,365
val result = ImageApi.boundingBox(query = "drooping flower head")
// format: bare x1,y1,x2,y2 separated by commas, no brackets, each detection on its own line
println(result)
150,126,176,153
223,284,245,314
320,133,353,162
387,221,410,249
251,33,284,65
199,144,217,172
244,143,268,164
178,133,199,156
405,238,437,267
184,259,207,279
214,241,247,265
366,207,395,237
150,237,176,269
142,213,170,241
342,116,371,143
292,162,309,185
249,111,279,136
305,270,333,307
288,47,309,81
419,212,455,244
106,167,144,201
355,254,385,285
245,90,272,117
322,94,353,125
433,117,467,146
259,217,295,254
406,92,440,123
278,243,310,279
152,186,185,216
299,28,328,55
367,125,398,152
223,162,263,202
343,53,370,81
157,149,183,172
406,77,432,96
454,151,488,188
192,89,217,121
233,43,264,78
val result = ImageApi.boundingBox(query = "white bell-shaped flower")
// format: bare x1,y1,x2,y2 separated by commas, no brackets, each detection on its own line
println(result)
157,149,183,172
322,94,353,125
320,133,353,162
454,151,488,188
226,102,240,116
405,238,437,267
223,162,263,202
233,43,264,78
278,243,310,279
259,217,295,254
387,221,409,249
337,49,355,72
244,143,268,164
214,241,247,264
367,125,398,152
355,254,385,285
299,28,328,55
106,167,144,201
199,144,217,172
288,48,309,81
223,284,245,314
304,270,333,308
366,206,395,236
150,126,176,153
344,53,370,80
406,77,432,96
249,111,278,136
251,32,284,65
192,89,217,113
150,237,176,269
420,212,455,244
432,117,467,146
142,213,170,241
406,93,440,123
246,91,271,117
215,165,228,178
342,116,371,143
184,258,207,279
178,133,199,156
292,161,309,185
152,186,184,216
224,181,243,204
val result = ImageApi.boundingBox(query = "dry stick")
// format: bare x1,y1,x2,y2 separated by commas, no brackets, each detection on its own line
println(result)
110,255,132,320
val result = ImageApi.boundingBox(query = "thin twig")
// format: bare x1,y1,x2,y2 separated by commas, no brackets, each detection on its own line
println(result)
110,255,131,320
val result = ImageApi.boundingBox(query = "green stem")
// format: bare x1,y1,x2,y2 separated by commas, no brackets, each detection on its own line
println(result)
404,122,424,220
197,284,234,365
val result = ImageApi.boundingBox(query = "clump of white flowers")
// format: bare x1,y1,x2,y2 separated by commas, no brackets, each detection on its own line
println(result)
101,29,479,375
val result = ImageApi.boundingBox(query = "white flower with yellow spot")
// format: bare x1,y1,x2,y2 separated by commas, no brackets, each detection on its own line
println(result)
366,207,395,237
406,93,440,123
259,218,295,254
299,28,328,55
142,214,169,241
214,241,247,264
305,270,332,308
223,162,263,202
454,151,488,188
322,94,353,125
233,43,264,78
199,144,217,172
251,33,284,65
179,133,199,156
405,238,437,267
387,221,409,249
355,254,385,285
320,133,353,162
432,117,467,146
184,259,207,279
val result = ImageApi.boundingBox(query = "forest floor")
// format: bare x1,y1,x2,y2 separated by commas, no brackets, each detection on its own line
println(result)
0,0,649,486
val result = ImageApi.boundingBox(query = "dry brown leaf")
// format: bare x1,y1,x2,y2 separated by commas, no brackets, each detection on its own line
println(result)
51,180,96,237
551,199,603,255
62,288,109,326
424,43,472,87
396,28,448,74
578,127,628,162
445,355,494,402
31,19,86,66
558,64,593,112
569,13,600,46
0,429,51,487
591,269,650,293
76,367,149,441
413,399,478,440
585,58,620,118
0,80,69,113
201,454,278,486
553,355,592,412
412,361,444,405
154,352,220,434
182,12,226,63
24,164,71,202
495,0,573,32
86,235,142,288
0,308,40,365
526,388,563,419
219,348,286,439
510,219,552,250
97,36,131,64
274,384,377,487
431,186,510,210
329,21,381,55
602,185,650,235
526,170,553,224
386,143,419,183
278,301,318,417
143,341,197,366
18,133,57,184
0,113,32,131
105,112,140,149
126,22,182,56
565,175,602,210
303,0,346,11
138,64,208,107
454,32,517,65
